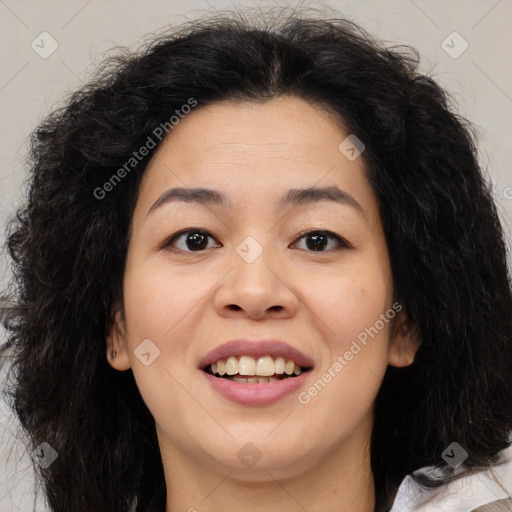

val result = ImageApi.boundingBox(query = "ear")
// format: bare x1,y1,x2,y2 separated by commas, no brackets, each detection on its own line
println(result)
388,307,421,368
106,309,132,371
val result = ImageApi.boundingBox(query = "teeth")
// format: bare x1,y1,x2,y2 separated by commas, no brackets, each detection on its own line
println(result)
225,356,238,376
274,356,285,374
256,355,275,376
285,359,295,375
232,376,279,384
207,355,306,378
238,355,256,376
217,360,226,376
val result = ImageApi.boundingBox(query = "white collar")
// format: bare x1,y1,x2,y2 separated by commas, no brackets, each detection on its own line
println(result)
390,439,512,511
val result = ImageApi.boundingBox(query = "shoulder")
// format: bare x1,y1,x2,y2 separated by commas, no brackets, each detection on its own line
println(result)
390,439,512,511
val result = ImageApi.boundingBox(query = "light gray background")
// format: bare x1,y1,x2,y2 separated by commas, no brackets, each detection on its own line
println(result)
1,1,511,510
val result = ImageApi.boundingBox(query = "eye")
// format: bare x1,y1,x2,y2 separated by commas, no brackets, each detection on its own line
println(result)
162,228,351,253
162,228,221,252
292,230,351,252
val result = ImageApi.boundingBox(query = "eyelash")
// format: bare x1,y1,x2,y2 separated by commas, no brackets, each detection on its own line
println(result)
161,227,352,253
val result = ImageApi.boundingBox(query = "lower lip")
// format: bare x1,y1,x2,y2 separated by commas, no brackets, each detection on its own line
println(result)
201,370,312,406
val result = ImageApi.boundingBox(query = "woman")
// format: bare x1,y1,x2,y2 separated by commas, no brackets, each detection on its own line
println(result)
1,7,511,512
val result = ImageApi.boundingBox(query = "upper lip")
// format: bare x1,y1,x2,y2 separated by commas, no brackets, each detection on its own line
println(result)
198,339,315,370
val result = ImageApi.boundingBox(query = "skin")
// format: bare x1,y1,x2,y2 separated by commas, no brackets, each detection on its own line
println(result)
107,95,420,512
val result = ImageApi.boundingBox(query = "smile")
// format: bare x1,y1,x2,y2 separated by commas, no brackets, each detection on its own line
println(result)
205,355,310,383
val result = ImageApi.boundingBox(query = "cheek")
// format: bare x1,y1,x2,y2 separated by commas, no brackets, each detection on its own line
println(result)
295,264,392,421
120,261,207,401
304,263,392,351
122,258,212,344
120,265,211,441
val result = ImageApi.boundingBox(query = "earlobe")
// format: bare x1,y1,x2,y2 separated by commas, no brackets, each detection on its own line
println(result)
106,310,132,371
388,309,421,368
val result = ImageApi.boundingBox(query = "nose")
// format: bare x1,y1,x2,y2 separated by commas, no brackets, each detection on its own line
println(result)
213,240,299,320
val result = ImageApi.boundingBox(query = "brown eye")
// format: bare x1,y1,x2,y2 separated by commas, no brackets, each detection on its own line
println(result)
164,229,221,252
292,230,351,252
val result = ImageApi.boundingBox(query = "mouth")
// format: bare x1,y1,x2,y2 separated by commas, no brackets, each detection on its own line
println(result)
198,338,314,384
203,355,313,383
199,339,314,405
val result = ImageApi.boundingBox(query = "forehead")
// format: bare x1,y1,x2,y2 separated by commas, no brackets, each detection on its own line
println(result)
146,96,348,167
134,96,378,223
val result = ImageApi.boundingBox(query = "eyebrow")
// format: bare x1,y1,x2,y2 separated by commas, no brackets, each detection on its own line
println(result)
146,185,364,217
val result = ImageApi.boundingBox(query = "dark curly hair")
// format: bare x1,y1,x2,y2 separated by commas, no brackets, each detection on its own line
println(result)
1,6,511,512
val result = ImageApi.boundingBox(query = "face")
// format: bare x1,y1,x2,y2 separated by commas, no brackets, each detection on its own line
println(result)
107,95,418,481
